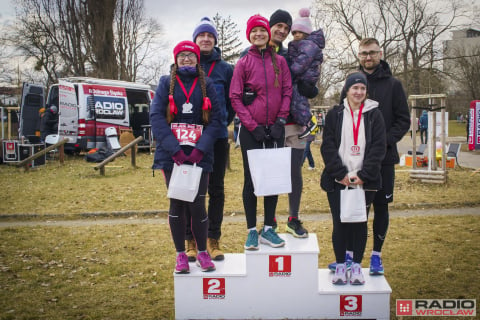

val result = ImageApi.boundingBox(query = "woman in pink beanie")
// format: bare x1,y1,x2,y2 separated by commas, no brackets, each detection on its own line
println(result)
229,14,292,250
287,8,325,139
150,40,222,274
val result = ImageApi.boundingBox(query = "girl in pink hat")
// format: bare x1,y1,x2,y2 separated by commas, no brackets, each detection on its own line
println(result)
229,14,292,250
150,40,222,274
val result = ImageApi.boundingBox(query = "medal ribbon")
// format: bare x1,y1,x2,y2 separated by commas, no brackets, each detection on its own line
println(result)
175,75,198,103
350,103,364,146
207,61,216,77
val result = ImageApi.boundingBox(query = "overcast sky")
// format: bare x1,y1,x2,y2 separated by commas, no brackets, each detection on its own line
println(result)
145,0,313,62
0,0,313,48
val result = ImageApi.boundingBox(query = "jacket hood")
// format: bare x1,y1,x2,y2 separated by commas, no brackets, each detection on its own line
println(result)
305,29,325,50
343,98,379,114
200,46,222,64
360,60,392,80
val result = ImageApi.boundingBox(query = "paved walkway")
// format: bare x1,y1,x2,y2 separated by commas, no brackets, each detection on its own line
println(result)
0,206,478,228
397,135,479,170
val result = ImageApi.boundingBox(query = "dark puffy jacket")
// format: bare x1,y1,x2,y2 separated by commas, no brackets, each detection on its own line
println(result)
230,45,292,132
150,68,221,172
340,60,410,165
320,102,386,192
287,29,325,83
199,47,234,138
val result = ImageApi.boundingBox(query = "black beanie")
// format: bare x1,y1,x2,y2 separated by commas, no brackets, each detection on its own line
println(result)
269,9,292,30
344,72,368,92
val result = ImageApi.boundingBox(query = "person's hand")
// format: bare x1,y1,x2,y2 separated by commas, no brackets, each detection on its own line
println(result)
269,118,286,140
172,150,188,165
187,148,204,164
251,126,267,142
349,175,364,185
339,175,351,186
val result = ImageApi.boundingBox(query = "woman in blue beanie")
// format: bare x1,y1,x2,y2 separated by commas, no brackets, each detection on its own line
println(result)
320,72,386,285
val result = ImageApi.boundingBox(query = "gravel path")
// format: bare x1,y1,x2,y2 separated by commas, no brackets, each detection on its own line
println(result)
0,206,478,228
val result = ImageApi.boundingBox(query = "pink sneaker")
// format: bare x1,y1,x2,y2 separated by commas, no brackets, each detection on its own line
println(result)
175,252,190,274
196,251,215,272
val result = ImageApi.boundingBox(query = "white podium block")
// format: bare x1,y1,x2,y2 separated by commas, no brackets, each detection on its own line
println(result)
174,233,392,320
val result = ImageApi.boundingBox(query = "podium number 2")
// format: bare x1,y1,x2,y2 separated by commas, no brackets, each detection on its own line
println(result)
203,278,225,298
207,278,221,294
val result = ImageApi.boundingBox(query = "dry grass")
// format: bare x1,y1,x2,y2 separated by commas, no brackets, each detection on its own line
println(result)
1,121,479,319
1,143,479,218
0,215,478,319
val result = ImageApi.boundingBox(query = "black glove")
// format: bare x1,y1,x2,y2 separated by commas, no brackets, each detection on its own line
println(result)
251,126,267,142
298,80,319,99
269,118,286,140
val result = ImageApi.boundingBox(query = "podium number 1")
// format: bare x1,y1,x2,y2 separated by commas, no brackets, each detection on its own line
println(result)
269,255,292,276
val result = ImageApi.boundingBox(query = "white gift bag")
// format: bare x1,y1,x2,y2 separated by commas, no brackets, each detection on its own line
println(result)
167,164,202,202
247,146,292,196
340,186,367,222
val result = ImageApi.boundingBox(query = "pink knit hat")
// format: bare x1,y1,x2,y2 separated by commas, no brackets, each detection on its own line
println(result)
291,8,313,35
246,14,271,42
173,40,200,64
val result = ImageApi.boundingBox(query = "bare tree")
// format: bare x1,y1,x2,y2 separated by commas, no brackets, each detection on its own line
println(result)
212,13,242,64
11,0,163,84
114,0,163,82
85,0,117,79
449,45,480,101
312,0,468,96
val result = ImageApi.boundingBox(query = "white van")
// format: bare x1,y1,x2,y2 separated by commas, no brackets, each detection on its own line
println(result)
20,77,154,153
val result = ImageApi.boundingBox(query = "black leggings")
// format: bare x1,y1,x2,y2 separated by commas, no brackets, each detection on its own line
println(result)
164,170,209,252
239,126,284,229
327,185,375,264
185,138,229,241
289,148,304,218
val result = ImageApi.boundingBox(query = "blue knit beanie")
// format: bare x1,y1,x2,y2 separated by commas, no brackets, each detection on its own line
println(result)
192,17,218,45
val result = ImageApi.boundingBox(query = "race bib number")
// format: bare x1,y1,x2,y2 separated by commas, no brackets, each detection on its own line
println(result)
171,123,203,146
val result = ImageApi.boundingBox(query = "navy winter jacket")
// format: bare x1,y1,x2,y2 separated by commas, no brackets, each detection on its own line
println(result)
150,67,221,172
199,47,234,138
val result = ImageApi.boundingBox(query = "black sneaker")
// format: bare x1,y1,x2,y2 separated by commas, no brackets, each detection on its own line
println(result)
285,217,308,238
298,122,318,139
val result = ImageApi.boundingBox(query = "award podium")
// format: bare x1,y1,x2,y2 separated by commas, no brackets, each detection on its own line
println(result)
174,233,391,319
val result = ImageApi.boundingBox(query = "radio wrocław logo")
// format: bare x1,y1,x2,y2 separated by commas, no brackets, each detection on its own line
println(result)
397,299,476,316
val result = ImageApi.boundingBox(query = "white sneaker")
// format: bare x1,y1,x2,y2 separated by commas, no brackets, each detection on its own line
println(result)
332,263,347,285
350,263,365,285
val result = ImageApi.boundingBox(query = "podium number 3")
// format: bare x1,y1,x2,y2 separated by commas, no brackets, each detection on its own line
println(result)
344,296,358,310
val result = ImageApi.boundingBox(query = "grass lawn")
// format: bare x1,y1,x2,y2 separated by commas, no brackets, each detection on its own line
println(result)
0,215,479,319
1,123,479,319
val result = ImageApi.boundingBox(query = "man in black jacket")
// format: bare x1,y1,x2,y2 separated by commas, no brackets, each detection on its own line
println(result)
357,38,410,275
329,38,410,275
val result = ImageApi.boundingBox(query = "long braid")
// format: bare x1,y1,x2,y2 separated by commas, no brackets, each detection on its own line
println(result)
166,65,178,124
271,48,280,88
198,65,210,124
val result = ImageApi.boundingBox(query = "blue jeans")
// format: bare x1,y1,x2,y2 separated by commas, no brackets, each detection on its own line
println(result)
302,140,315,168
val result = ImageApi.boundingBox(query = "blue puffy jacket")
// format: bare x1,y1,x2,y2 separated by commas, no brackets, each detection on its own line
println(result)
199,47,234,139
150,67,221,172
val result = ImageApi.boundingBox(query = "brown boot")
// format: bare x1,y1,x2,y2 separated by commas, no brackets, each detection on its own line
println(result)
185,239,197,262
207,238,224,261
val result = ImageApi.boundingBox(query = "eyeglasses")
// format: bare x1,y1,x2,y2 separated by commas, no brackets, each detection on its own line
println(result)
177,53,197,61
358,51,381,58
